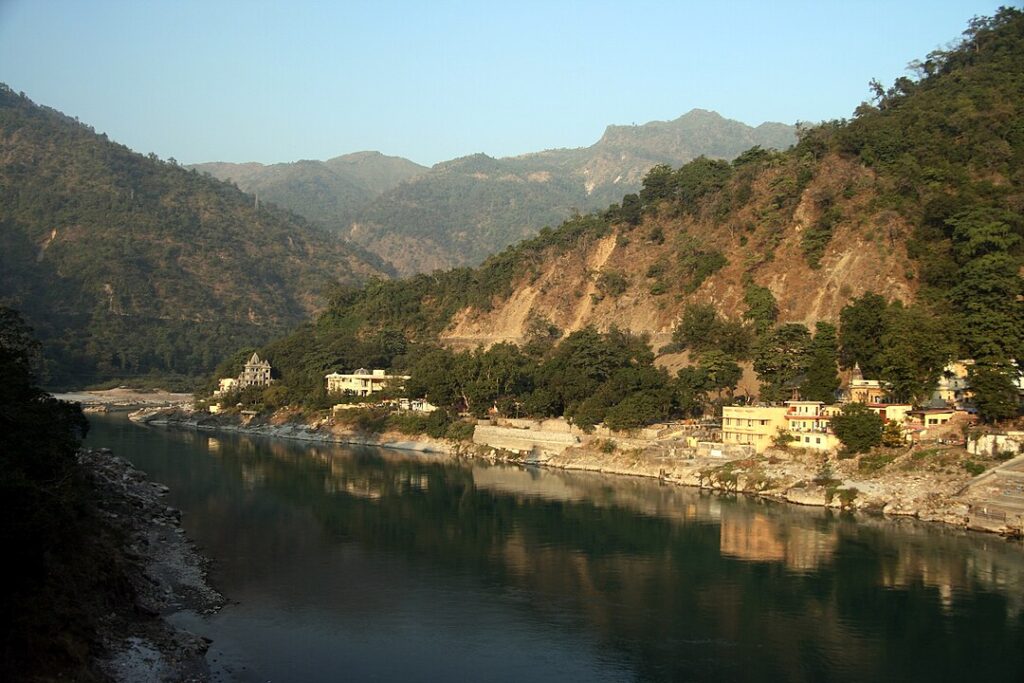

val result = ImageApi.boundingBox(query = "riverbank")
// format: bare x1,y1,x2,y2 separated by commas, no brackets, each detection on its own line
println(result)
138,410,1022,538
80,448,223,681
53,388,193,412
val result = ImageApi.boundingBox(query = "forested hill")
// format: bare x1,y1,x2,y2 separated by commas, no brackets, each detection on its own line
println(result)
0,85,391,388
241,8,1023,424
191,151,428,232
346,109,796,275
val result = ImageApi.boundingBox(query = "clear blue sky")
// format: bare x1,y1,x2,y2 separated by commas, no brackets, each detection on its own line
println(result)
0,0,1009,166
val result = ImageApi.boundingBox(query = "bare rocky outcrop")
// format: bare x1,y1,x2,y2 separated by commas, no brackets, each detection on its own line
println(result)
440,154,916,351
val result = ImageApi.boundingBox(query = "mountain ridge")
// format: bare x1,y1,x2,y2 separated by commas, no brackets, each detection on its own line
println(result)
0,84,391,387
349,109,796,274
194,109,796,275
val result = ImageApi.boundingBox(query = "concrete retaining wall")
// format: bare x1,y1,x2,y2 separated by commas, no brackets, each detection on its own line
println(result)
473,424,580,456
969,432,1024,458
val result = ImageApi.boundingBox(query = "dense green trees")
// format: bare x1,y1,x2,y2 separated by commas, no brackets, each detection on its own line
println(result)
243,323,735,432
831,403,885,454
838,293,953,405
832,8,1024,420
670,303,752,359
946,209,1024,421
838,293,889,375
877,304,951,404
753,324,812,403
742,283,779,336
801,322,840,403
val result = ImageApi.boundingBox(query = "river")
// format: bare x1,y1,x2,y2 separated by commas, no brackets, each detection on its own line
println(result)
86,414,1024,682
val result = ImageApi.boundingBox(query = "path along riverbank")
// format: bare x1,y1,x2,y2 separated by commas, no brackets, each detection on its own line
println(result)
137,409,1024,539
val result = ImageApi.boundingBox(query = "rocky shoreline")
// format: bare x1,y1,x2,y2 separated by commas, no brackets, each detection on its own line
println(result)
138,410,1022,539
79,448,223,682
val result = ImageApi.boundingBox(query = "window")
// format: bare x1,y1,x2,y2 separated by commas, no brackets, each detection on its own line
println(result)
816,437,821,444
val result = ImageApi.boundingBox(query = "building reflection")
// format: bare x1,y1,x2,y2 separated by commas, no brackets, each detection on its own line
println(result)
719,511,838,571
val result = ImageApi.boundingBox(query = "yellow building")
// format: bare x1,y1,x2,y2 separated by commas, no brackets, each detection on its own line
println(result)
325,368,410,396
866,403,913,423
784,401,842,451
909,408,957,426
848,363,887,404
721,405,788,453
936,360,973,406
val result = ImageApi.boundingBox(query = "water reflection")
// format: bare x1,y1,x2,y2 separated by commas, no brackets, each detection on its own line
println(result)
88,416,1024,682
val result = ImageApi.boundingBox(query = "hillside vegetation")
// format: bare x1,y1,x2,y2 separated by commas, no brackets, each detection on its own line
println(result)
231,8,1023,425
347,110,796,274
196,110,795,276
192,151,428,231
0,86,391,387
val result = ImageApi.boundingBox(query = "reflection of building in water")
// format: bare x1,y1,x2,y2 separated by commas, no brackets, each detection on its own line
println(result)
782,523,837,572
719,512,838,571
240,462,267,490
322,459,405,500
880,552,963,611
720,515,786,562
206,437,221,453
472,465,585,503
470,465,723,523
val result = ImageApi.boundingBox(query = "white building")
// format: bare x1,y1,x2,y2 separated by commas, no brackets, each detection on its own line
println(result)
325,368,410,396
238,353,272,388
214,377,238,396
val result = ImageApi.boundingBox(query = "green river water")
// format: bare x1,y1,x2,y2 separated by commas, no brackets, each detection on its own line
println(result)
86,415,1024,682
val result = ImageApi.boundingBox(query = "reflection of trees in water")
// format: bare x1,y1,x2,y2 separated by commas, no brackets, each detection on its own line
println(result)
146,423,1024,680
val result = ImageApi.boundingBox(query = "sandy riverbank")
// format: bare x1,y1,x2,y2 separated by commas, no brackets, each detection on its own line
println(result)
53,388,193,410
138,410,1022,538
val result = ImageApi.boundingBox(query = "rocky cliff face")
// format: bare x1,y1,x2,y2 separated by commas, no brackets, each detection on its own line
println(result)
442,154,915,348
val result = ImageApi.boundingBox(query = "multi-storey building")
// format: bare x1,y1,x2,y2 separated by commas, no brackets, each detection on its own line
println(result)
721,405,788,453
784,401,841,451
325,368,410,396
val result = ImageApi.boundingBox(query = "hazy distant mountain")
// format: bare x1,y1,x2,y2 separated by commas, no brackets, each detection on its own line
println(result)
0,85,391,387
349,110,796,274
191,151,427,230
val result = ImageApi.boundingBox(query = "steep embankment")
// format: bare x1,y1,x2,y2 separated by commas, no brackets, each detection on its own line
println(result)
0,85,391,386
443,154,916,348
